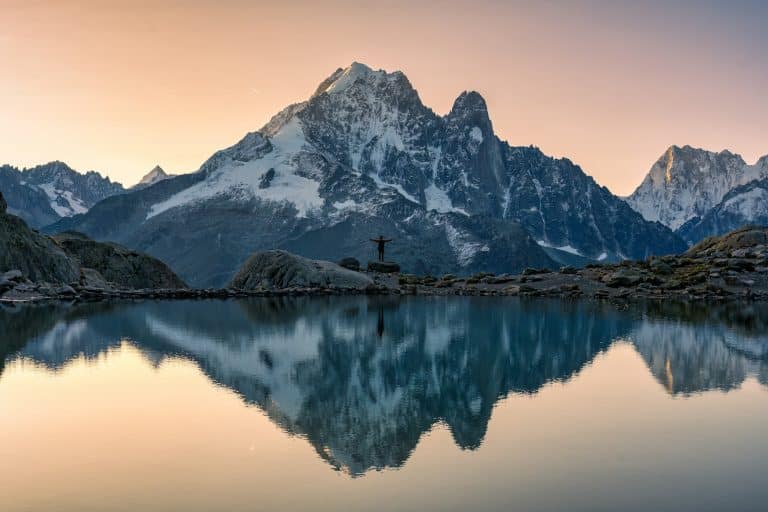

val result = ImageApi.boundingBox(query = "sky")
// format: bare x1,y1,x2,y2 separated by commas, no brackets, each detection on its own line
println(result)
1,0,766,194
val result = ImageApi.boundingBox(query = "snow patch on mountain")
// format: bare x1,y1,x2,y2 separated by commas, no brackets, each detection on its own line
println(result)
148,118,323,219
37,183,89,216
470,126,483,144
425,184,468,215
369,172,420,204
536,239,584,257
323,62,382,95
721,187,768,217
444,221,487,266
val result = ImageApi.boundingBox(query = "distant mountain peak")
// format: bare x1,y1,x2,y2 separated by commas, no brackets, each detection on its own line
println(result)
627,145,766,230
140,165,167,183
134,165,174,189
1,161,125,225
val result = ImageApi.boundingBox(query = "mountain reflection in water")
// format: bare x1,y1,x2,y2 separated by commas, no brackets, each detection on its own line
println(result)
2,297,767,476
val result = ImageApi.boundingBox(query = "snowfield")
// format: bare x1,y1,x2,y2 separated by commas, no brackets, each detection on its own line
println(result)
148,118,324,219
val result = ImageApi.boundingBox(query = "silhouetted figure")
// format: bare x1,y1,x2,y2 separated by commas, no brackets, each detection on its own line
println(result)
370,235,392,262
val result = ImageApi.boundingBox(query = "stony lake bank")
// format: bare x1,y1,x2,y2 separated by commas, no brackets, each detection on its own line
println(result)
2,225,768,305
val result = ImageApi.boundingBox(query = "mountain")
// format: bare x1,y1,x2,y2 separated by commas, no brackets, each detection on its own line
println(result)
0,161,125,227
48,62,683,286
677,176,768,243
132,165,175,190
626,146,768,231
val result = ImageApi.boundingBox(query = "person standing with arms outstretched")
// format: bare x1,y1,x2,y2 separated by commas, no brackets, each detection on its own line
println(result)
370,235,392,262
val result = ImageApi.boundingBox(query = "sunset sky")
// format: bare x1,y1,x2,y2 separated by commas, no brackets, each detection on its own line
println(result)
1,0,766,195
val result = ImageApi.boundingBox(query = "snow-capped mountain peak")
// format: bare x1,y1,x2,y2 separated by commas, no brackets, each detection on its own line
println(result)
321,61,377,94
626,145,767,230
50,62,684,286
132,165,176,190
139,165,169,184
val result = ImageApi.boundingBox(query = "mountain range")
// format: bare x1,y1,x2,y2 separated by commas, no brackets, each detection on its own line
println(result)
4,63,764,286
0,161,124,228
42,62,684,286
0,162,177,228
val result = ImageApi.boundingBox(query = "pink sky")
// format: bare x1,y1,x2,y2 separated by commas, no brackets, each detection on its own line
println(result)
1,0,766,194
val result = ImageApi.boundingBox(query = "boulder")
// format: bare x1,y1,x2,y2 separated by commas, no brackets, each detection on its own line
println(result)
649,259,673,275
229,250,373,290
338,257,361,271
367,261,401,273
55,285,77,297
603,268,644,288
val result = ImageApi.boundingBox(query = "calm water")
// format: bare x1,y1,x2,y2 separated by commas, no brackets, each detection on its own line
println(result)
1,297,768,512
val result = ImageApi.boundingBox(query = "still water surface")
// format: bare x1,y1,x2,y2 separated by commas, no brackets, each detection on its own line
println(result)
1,297,767,511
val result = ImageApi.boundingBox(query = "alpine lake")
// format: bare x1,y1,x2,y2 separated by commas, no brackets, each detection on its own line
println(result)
2,296,767,512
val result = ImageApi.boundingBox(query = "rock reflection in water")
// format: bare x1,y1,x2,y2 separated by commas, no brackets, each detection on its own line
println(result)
2,297,767,475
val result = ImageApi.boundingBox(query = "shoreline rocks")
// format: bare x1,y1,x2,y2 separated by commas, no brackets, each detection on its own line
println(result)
4,223,768,305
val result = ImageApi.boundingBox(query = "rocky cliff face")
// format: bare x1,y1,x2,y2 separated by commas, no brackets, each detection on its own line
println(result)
626,146,768,231
0,161,125,227
48,62,682,286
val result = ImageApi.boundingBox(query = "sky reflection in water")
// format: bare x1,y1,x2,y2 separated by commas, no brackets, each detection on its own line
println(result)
1,297,767,512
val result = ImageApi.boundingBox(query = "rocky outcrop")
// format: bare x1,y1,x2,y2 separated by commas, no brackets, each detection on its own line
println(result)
229,250,373,290
0,192,81,283
685,225,768,258
338,257,361,271
52,231,187,290
1,192,187,299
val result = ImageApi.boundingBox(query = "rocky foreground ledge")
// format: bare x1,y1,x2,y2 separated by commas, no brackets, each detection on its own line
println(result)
2,226,767,304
